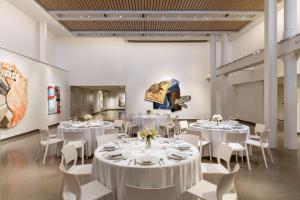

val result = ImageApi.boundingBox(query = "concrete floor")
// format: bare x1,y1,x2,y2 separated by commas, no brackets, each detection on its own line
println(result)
0,123,299,200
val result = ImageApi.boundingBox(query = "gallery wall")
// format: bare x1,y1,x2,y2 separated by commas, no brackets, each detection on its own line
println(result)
0,48,70,139
103,91,125,110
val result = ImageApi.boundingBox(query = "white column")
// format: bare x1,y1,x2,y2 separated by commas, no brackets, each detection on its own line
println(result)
283,0,298,150
39,21,47,62
210,34,217,116
264,0,277,148
221,34,229,65
221,34,229,119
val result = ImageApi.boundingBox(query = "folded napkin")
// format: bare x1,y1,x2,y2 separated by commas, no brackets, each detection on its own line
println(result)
103,143,116,149
171,153,184,159
107,152,122,158
177,144,190,149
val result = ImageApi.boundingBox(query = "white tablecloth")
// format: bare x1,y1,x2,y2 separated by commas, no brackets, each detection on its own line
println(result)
57,121,114,156
131,114,168,130
189,122,250,157
91,138,201,200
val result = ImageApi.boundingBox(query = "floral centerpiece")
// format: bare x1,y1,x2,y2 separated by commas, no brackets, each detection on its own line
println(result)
139,129,158,149
83,114,93,121
212,114,223,126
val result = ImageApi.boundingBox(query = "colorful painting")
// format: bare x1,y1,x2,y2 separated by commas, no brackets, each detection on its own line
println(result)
145,79,191,112
0,62,28,128
48,85,61,114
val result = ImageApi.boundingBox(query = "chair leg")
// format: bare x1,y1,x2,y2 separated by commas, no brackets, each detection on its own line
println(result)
241,151,244,162
81,146,84,164
261,146,268,168
267,147,274,163
43,145,49,165
209,144,212,161
35,144,41,161
235,152,238,162
245,147,251,170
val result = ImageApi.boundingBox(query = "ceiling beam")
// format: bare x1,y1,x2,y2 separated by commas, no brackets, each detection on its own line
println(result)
72,31,236,37
49,10,261,22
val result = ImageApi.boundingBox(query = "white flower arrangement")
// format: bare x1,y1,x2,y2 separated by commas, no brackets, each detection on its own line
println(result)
83,114,93,121
212,114,223,125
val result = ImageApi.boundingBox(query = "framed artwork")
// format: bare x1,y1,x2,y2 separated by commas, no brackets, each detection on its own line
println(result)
48,85,61,114
0,62,28,128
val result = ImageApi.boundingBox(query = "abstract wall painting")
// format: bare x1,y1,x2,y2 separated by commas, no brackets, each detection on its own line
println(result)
48,85,61,114
145,79,191,112
0,62,28,128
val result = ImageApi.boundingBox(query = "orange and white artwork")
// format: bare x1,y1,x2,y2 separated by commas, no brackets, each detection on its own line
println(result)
0,62,28,128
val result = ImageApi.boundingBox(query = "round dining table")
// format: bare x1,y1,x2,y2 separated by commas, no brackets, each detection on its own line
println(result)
131,114,168,130
57,120,114,156
189,121,250,157
91,138,201,200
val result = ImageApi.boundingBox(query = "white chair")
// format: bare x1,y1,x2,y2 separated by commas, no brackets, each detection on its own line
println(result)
63,131,86,164
61,145,92,175
59,163,112,200
179,120,189,133
96,133,118,147
178,133,199,148
189,130,212,160
142,117,156,129
246,129,274,168
159,119,175,138
35,128,63,165
225,132,251,170
124,121,138,137
250,123,266,140
202,143,234,175
125,185,176,200
114,119,124,132
186,164,240,200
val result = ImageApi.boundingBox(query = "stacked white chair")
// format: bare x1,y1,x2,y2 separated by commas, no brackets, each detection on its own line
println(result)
186,164,240,200
61,144,92,175
190,130,212,160
125,185,176,200
96,133,118,147
250,123,266,140
35,128,63,165
124,121,138,137
59,163,112,200
62,130,86,164
114,119,124,132
225,132,251,170
202,143,234,175
179,120,189,133
246,129,274,168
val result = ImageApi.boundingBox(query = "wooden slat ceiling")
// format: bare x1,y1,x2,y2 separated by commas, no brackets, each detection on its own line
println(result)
62,21,249,32
36,0,265,11
35,0,268,33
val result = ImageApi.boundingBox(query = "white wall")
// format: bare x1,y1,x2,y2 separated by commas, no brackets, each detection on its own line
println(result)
0,0,39,60
0,0,60,67
125,42,211,119
0,48,70,139
56,37,126,84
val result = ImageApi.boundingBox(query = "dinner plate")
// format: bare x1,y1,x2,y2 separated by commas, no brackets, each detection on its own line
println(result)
136,155,159,166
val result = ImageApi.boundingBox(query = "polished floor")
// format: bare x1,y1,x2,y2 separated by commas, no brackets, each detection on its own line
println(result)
93,109,126,121
0,123,299,200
